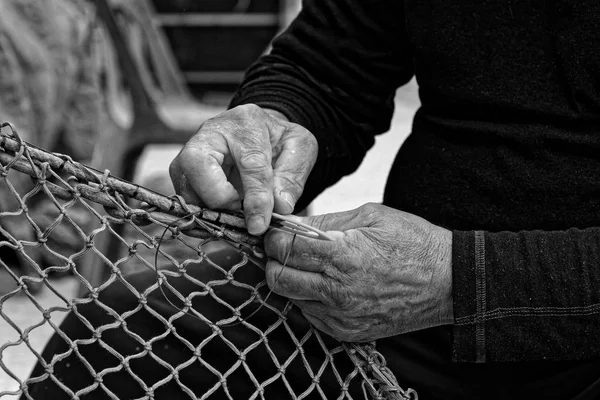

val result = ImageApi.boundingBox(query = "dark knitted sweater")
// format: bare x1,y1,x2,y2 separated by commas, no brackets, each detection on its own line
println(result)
230,0,600,398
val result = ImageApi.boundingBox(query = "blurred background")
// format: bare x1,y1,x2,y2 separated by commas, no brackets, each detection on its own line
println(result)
134,0,420,214
0,0,419,394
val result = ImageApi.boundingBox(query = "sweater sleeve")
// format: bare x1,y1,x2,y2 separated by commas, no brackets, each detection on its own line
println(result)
229,0,414,210
452,228,600,363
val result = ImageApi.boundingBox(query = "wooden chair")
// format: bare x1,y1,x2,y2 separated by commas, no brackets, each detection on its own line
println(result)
79,0,223,293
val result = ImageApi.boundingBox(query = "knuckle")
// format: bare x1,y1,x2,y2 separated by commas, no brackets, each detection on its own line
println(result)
278,174,305,197
304,131,319,154
195,117,224,137
177,145,202,167
359,202,380,219
231,103,262,120
201,192,229,209
361,202,378,213
243,190,273,214
244,186,272,201
239,151,270,172
197,115,240,142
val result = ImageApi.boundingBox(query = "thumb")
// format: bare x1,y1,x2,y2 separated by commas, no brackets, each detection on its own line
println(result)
285,204,378,233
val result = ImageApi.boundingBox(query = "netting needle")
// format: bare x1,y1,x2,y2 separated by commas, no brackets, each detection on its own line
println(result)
270,212,334,241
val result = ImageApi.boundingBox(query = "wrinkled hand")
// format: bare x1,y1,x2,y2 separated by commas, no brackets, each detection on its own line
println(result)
264,203,453,342
170,104,318,235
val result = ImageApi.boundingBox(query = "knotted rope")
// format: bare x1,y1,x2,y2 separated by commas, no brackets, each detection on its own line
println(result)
0,121,417,400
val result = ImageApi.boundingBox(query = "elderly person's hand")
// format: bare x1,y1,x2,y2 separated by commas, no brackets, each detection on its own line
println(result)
264,203,453,342
170,104,318,235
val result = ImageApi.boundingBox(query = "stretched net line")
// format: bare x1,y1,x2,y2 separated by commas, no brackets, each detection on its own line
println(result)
0,121,417,400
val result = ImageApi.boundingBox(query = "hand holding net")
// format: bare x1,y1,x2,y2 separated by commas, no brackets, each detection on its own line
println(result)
0,121,416,400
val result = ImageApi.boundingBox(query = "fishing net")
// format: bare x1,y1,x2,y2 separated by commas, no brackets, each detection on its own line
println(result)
0,121,417,400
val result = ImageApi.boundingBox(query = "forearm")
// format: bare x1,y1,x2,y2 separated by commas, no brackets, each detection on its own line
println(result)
229,0,414,209
452,228,600,363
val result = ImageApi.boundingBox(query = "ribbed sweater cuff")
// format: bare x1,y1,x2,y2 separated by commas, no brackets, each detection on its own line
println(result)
230,91,312,131
451,230,486,363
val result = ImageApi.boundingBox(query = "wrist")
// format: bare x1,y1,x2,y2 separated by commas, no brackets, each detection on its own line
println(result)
431,228,454,325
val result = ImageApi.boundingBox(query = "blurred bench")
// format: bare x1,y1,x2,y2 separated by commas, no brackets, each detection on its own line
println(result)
80,0,223,293
151,0,299,95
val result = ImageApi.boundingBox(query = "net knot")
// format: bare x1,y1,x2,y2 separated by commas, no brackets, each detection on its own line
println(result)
35,162,52,183
99,169,111,190
0,119,418,400
124,208,147,223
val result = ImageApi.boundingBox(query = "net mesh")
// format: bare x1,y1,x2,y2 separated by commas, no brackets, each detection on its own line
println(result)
0,121,417,400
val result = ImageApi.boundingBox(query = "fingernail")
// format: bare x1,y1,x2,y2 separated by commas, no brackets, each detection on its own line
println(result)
247,215,266,235
280,191,295,213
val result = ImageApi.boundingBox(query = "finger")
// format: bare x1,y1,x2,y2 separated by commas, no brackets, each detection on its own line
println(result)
265,259,330,301
174,171,204,206
229,133,274,236
172,142,241,210
272,130,318,214
300,311,340,340
302,206,372,232
264,230,345,272
293,299,329,316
